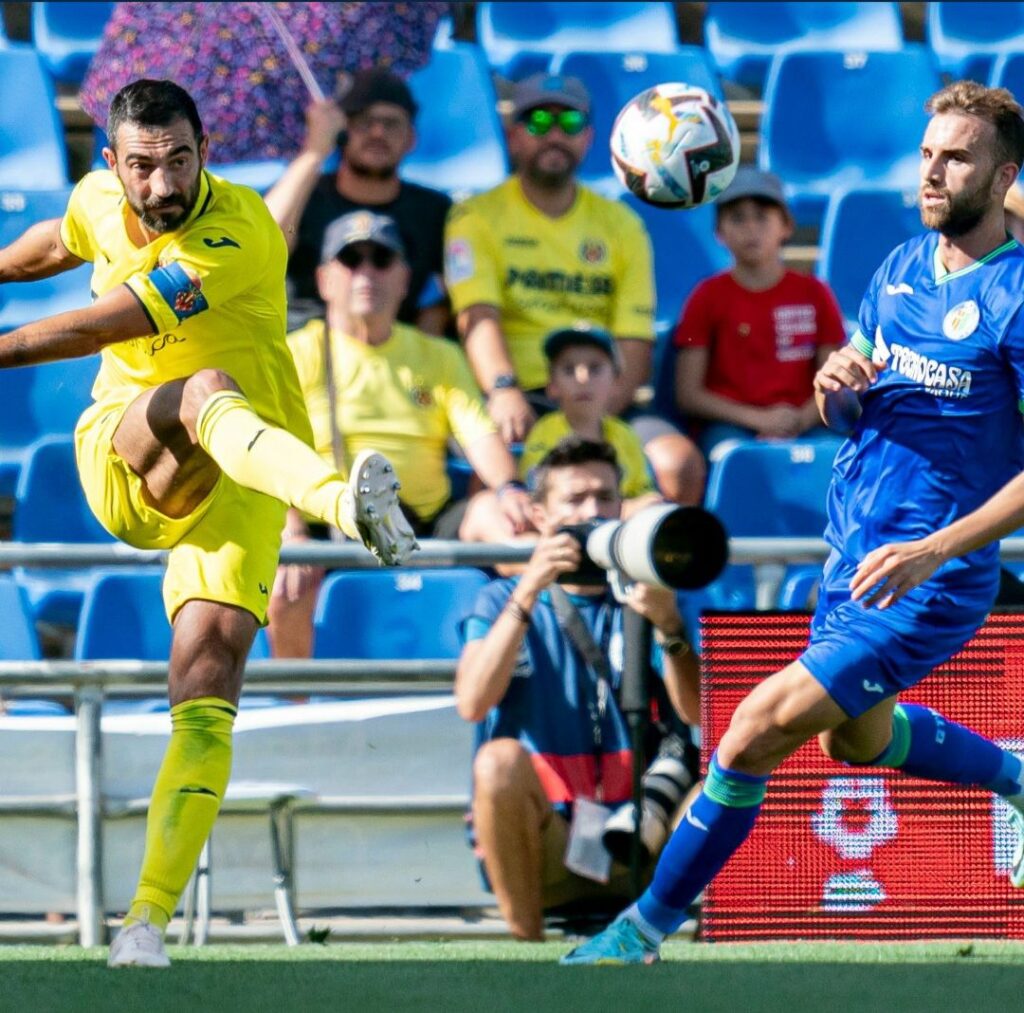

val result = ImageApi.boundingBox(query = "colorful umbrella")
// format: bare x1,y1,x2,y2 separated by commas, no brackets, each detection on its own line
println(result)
79,1,449,163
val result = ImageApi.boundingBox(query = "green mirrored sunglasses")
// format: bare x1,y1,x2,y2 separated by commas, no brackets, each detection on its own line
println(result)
523,108,589,137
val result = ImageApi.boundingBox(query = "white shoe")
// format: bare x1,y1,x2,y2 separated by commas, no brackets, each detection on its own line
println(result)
1008,797,1024,889
107,921,171,968
341,450,418,566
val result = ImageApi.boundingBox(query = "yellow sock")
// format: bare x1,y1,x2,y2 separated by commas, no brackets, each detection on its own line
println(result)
195,390,358,537
124,697,237,933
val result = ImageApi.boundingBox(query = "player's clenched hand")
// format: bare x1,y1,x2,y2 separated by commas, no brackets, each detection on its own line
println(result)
814,346,882,395
488,388,536,446
519,532,583,594
850,537,946,609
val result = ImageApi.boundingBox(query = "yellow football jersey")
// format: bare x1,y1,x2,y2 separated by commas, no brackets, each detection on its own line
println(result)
287,320,495,520
444,177,656,390
519,411,656,499
60,169,311,440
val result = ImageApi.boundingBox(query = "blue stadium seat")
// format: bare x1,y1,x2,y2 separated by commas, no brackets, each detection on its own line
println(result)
0,189,93,333
759,48,941,229
0,354,98,497
13,435,114,628
990,52,1024,105
0,47,69,189
704,2,903,92
476,2,678,78
817,186,923,329
313,568,490,659
929,2,1024,84
0,574,42,661
405,43,508,200
552,49,724,189
32,1,114,85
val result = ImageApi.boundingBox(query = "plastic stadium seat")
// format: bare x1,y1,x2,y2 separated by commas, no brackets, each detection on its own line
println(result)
13,435,114,628
704,2,903,92
477,2,678,78
990,52,1024,105
0,354,98,497
0,189,93,333
0,574,42,661
551,49,724,189
313,568,490,660
759,49,941,229
0,47,69,189
929,2,1024,84
817,186,923,329
404,43,507,200
32,1,115,85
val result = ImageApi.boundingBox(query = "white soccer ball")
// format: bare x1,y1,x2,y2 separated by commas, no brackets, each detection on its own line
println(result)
609,82,741,209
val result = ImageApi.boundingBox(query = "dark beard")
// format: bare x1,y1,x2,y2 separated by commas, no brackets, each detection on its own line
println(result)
523,149,578,189
919,175,993,238
345,157,399,182
130,177,201,234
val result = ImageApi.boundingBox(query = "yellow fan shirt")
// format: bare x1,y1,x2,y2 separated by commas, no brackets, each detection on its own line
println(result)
287,320,495,520
60,168,311,439
444,177,656,390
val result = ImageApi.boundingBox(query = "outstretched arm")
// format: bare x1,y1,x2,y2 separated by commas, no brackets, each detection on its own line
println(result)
0,284,153,367
0,218,84,282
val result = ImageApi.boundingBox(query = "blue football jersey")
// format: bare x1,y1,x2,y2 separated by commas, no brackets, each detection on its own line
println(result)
827,232,1024,595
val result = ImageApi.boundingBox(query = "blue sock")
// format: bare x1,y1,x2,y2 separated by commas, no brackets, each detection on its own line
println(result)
873,704,1024,797
633,752,768,939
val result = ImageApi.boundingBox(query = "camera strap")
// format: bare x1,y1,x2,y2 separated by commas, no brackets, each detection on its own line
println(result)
549,586,613,791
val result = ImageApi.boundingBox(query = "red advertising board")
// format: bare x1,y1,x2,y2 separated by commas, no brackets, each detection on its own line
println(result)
699,612,1024,941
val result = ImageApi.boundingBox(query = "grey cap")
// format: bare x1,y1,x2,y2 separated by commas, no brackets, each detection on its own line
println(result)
321,210,406,263
718,167,788,210
510,73,590,119
543,323,620,370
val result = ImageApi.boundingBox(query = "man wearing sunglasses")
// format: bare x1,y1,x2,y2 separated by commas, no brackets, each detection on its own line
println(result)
445,73,706,506
270,211,531,657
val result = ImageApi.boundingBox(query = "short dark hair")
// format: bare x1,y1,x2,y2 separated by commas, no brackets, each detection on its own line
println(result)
531,435,622,502
926,80,1024,170
107,79,204,150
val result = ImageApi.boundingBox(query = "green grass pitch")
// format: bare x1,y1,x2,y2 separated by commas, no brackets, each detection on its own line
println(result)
5,941,1024,1013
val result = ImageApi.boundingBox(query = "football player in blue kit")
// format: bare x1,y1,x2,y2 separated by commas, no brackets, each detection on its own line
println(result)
562,80,1024,965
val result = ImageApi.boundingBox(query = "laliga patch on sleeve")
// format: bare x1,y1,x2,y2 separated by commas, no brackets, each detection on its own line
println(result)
148,261,209,322
445,238,474,285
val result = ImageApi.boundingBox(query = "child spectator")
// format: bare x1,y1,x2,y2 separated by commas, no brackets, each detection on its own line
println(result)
673,168,845,460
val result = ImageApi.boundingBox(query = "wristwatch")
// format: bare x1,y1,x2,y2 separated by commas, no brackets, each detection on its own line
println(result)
489,373,519,396
654,628,691,657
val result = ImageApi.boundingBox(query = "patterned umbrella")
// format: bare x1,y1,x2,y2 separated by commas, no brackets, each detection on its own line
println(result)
79,1,449,163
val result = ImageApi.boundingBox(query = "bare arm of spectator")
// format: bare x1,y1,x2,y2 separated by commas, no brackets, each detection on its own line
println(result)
0,218,83,281
458,304,536,444
463,431,532,533
264,100,346,253
609,337,652,416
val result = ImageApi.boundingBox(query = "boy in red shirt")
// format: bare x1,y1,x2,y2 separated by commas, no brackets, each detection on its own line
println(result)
673,168,845,459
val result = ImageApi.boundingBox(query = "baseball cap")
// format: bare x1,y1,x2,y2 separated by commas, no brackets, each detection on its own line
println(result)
321,210,406,263
543,323,619,369
340,68,418,120
510,73,591,120
717,167,788,211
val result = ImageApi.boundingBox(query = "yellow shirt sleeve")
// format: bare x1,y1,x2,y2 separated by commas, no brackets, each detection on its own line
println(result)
436,343,496,448
59,178,98,262
444,199,502,313
610,205,656,341
125,220,270,335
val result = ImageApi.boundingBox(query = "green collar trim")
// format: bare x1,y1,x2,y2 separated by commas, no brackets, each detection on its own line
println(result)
933,237,1018,284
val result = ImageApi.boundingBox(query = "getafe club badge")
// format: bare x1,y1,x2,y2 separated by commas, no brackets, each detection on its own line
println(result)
943,300,980,341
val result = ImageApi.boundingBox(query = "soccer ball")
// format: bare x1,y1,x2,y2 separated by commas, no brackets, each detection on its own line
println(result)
609,82,741,209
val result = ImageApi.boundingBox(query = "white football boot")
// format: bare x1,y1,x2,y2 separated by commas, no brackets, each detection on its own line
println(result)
340,450,418,566
107,921,171,968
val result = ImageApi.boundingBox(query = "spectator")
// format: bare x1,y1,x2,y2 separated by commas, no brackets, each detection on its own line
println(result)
1006,181,1024,243
674,167,845,460
265,69,451,334
269,211,530,657
455,437,700,940
444,72,706,504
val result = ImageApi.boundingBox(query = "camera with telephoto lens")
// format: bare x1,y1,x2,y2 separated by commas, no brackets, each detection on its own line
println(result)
557,503,728,591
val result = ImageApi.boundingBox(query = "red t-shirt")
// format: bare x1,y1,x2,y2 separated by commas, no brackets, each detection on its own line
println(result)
672,270,845,407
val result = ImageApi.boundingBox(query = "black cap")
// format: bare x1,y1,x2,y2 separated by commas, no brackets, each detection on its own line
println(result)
321,211,406,263
340,68,418,120
510,73,590,120
543,323,620,370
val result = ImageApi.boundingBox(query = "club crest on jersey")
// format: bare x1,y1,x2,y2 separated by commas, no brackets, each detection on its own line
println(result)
579,239,607,264
942,300,980,341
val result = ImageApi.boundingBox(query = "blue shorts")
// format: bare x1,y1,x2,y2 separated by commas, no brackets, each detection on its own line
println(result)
799,551,995,718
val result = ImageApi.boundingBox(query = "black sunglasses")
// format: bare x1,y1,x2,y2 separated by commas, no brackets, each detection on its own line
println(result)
337,245,399,270
522,107,588,137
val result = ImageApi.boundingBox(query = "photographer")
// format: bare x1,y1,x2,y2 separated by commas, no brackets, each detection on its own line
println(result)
455,437,700,941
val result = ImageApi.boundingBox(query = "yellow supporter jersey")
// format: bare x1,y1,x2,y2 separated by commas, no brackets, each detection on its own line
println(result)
444,177,656,391
287,320,495,520
519,411,656,500
60,169,311,441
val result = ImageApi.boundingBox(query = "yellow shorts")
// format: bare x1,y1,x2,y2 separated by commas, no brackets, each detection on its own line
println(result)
75,394,285,625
